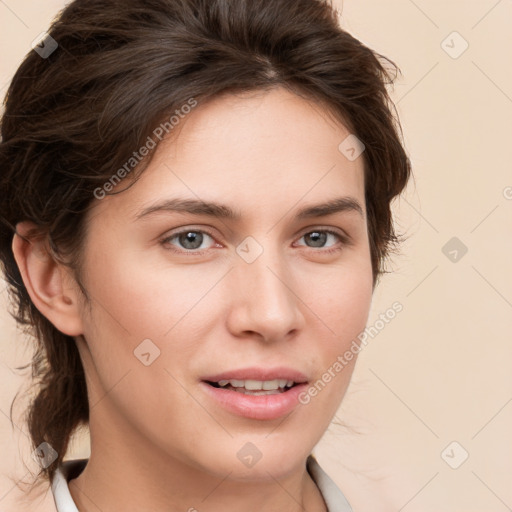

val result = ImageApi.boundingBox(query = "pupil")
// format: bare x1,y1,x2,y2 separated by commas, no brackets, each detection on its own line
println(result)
180,231,203,249
307,231,326,247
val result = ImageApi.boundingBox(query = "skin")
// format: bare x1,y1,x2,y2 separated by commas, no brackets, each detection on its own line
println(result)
13,86,374,512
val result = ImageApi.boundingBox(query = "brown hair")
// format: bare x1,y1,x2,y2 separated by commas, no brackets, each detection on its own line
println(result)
0,0,411,490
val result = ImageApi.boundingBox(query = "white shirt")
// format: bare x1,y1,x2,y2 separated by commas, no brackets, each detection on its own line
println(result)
51,454,353,512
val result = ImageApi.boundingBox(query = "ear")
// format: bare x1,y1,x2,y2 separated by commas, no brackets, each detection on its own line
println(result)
11,221,84,337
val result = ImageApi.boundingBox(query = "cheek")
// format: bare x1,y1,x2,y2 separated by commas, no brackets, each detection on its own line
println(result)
293,265,372,425
81,241,221,339
77,247,230,407
300,254,373,393
303,255,373,338
334,272,373,340
77,256,210,442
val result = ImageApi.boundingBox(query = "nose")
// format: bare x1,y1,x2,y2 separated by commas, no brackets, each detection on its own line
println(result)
224,242,306,343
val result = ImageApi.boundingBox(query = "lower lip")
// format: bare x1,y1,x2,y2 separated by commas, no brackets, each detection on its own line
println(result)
200,381,308,420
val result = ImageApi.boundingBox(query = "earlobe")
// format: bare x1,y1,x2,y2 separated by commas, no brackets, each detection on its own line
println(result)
11,221,84,337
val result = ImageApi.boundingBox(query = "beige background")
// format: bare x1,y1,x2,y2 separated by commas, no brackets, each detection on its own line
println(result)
1,1,511,511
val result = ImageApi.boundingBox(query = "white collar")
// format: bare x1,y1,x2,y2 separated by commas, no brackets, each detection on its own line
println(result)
51,455,352,512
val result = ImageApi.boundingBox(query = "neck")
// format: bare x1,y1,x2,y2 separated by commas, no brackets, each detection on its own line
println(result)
67,411,327,512
68,456,326,512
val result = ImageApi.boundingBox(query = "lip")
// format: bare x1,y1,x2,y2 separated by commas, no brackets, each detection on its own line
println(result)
201,366,309,383
200,367,310,420
200,380,309,420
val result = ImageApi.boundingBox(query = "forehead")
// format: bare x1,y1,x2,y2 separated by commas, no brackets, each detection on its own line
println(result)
89,87,366,225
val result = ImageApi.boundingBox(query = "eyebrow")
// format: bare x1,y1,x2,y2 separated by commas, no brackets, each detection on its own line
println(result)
135,195,364,221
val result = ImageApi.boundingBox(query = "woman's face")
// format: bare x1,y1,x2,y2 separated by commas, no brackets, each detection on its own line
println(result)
73,86,373,480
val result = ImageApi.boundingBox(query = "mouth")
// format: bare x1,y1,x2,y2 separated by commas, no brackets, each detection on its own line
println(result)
199,367,310,419
204,379,301,396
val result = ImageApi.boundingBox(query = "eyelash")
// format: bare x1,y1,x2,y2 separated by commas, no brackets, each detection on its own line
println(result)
160,227,351,256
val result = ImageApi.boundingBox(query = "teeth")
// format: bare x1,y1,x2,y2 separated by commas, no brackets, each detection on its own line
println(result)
217,379,294,390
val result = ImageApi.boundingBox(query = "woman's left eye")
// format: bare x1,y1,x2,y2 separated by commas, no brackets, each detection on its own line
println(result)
295,229,347,252
161,228,348,254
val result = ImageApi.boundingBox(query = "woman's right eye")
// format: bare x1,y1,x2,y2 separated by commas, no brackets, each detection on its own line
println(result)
161,229,218,254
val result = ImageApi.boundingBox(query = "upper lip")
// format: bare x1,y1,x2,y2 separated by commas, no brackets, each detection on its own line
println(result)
202,366,309,383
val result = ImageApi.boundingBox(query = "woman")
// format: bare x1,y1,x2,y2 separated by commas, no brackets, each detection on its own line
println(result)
0,0,411,510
